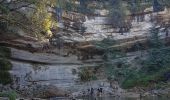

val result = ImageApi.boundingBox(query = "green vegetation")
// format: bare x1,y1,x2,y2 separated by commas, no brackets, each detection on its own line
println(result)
93,26,170,89
0,59,12,70
0,46,12,85
122,68,170,89
104,46,170,89
0,0,58,38
78,67,98,82
121,27,170,89
104,61,132,82
0,71,12,85
93,38,126,60
0,46,11,58
0,91,17,100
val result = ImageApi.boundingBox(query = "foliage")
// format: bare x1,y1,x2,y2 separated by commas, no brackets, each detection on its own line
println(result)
121,27,170,89
31,0,57,37
94,38,116,49
163,0,170,8
0,71,12,85
122,67,170,89
0,0,57,37
108,0,128,28
129,0,149,13
148,27,164,48
94,26,170,89
56,0,75,11
0,46,12,71
0,46,12,85
94,38,125,60
0,91,17,100
0,58,12,70
78,67,97,82
0,4,10,14
0,46,11,58
104,60,133,83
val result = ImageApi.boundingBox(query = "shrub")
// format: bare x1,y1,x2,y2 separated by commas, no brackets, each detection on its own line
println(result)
0,46,12,85
0,91,17,100
0,58,12,70
0,46,11,58
78,68,97,82
0,71,12,85
121,73,151,89
121,68,170,89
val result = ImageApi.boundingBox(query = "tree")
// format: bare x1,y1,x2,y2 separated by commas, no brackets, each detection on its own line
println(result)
153,0,164,12
0,0,57,38
107,0,131,33
31,0,57,37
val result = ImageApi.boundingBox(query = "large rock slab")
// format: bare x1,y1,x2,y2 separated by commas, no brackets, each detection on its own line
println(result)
11,48,81,64
10,61,80,89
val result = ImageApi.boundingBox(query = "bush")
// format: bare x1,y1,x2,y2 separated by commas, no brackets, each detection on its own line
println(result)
78,68,97,82
0,58,12,70
121,72,151,89
0,46,11,58
0,71,12,85
121,68,170,89
0,46,12,85
0,91,17,100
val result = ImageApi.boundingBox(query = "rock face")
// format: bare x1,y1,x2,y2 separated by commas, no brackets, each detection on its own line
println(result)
9,47,114,98
3,4,170,99
10,48,81,64
59,8,170,44
9,60,79,98
10,61,79,88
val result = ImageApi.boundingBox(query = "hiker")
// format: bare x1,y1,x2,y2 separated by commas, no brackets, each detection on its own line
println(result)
97,87,103,97
90,88,94,96
87,88,90,95
99,88,103,94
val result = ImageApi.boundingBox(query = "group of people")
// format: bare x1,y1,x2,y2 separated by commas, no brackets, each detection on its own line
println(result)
85,87,103,97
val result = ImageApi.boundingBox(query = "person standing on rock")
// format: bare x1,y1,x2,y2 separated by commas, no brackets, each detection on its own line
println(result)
90,88,94,96
87,88,90,94
97,88,100,96
89,87,97,100
97,87,103,97
99,87,103,96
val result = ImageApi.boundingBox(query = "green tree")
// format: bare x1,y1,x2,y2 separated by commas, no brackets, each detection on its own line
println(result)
0,0,58,38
